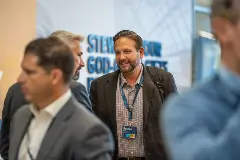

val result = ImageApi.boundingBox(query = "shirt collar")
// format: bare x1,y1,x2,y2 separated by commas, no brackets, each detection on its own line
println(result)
218,65,240,96
30,89,72,117
120,65,143,87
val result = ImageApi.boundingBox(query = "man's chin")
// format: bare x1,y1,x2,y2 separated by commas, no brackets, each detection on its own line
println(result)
120,68,133,74
72,71,80,81
24,94,32,102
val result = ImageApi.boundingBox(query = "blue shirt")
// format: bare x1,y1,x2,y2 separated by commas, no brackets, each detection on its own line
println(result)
162,66,240,160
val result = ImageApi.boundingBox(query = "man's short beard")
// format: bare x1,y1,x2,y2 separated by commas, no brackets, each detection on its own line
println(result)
72,70,80,81
118,61,138,73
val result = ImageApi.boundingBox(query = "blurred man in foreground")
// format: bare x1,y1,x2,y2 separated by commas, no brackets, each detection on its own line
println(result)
0,30,91,159
9,37,114,160
162,0,240,160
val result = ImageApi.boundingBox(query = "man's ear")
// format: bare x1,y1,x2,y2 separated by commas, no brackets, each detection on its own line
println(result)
50,69,63,85
211,17,233,44
139,47,144,59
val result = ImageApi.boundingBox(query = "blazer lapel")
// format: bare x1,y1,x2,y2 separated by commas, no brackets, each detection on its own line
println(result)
143,67,155,129
105,67,155,129
11,106,33,160
36,97,75,160
105,70,119,132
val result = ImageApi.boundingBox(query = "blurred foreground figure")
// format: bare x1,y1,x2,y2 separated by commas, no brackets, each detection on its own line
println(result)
8,37,114,160
0,30,92,160
162,0,240,160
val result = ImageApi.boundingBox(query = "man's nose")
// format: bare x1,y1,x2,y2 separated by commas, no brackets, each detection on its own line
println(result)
119,53,127,61
80,57,85,67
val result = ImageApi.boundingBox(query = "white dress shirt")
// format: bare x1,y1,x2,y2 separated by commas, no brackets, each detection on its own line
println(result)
18,90,71,160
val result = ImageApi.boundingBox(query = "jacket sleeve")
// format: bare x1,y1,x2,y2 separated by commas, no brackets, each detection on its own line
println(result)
165,72,178,98
0,86,14,160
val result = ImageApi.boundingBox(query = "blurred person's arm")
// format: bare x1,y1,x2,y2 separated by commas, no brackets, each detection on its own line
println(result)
162,95,240,160
0,83,27,160
0,86,13,160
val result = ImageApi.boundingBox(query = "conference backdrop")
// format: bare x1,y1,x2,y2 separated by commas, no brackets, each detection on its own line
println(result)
37,0,193,92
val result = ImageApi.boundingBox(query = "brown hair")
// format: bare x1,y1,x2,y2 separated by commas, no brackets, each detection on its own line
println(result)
211,0,240,23
113,30,143,50
24,37,75,84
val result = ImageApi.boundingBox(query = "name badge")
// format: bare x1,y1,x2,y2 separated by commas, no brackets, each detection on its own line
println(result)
122,126,137,139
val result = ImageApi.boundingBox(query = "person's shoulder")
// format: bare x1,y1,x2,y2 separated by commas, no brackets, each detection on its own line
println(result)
70,81,85,90
14,104,30,115
68,101,109,134
7,82,21,93
66,101,113,156
6,82,27,104
92,70,120,84
145,66,172,77
72,101,103,125
11,104,30,123
164,76,220,114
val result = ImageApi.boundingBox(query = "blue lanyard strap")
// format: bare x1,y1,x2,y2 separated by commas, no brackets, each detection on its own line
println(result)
119,74,143,120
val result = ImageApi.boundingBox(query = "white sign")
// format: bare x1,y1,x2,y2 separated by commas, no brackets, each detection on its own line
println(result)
37,0,193,92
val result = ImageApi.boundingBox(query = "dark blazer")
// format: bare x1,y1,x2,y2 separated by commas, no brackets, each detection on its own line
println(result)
0,81,92,160
9,97,114,160
70,81,92,112
90,66,177,160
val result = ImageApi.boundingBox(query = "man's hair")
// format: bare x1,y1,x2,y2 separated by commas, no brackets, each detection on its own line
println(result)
113,30,143,50
49,30,85,48
211,0,240,23
24,37,75,84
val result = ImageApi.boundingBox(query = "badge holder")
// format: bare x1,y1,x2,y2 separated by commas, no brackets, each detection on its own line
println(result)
122,125,137,139
122,107,137,140
119,76,143,140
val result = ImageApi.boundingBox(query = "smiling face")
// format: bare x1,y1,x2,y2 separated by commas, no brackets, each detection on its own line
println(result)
114,37,144,74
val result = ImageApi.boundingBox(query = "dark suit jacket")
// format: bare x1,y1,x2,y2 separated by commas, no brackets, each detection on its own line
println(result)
70,81,92,112
90,66,177,160
9,97,114,160
0,81,92,160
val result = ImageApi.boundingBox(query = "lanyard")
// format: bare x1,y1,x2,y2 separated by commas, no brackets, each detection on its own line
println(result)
119,74,143,120
26,128,35,160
